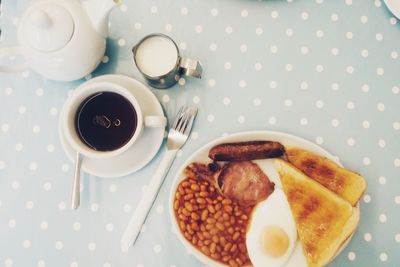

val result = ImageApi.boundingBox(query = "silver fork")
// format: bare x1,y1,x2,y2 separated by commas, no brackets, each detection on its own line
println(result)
121,106,198,251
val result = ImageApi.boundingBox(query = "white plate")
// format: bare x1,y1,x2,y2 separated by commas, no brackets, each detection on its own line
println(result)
168,131,358,267
59,75,165,178
384,0,400,19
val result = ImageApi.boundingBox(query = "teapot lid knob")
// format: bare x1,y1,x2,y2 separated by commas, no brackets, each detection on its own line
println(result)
20,3,74,52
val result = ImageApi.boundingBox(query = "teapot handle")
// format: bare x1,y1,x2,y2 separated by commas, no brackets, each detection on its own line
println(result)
0,47,28,73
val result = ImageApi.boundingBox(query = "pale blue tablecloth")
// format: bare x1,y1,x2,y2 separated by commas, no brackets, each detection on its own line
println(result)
0,0,399,266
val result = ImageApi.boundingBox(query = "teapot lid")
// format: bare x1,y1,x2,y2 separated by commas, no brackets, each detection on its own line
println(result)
21,3,74,52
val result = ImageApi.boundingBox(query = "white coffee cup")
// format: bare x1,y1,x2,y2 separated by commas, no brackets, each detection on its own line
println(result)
62,81,166,159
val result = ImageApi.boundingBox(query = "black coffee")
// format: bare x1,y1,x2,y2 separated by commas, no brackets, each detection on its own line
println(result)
75,92,138,151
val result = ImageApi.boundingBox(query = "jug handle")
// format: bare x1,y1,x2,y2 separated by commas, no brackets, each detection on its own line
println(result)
0,47,28,73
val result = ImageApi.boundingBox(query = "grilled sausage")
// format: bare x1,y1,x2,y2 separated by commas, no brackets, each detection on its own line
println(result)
209,141,284,161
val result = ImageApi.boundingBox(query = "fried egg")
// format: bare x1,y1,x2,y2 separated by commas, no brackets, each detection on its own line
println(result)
246,189,297,267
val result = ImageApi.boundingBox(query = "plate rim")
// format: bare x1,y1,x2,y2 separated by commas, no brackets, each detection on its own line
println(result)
168,130,359,267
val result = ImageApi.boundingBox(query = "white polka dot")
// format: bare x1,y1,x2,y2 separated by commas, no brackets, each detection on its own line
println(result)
1,123,9,132
346,32,353,39
347,138,355,146
208,79,216,87
33,125,41,134
4,87,13,95
43,182,51,191
178,78,185,86
224,62,232,70
50,107,58,115
363,194,371,203
150,5,158,13
394,158,400,167
285,64,293,71
134,22,141,30
29,162,38,171
361,84,370,93
120,4,127,12
391,51,399,59
364,233,372,242
18,105,26,114
153,244,162,253
165,24,172,32
39,220,48,230
331,48,339,56
162,95,170,103
35,88,44,96
22,71,30,78
88,242,96,251
25,201,34,209
4,258,13,267
271,10,279,19
363,157,371,166
253,98,261,106
11,180,20,190
238,80,247,88
15,143,23,151
192,96,200,104
392,86,399,94
379,214,387,223
237,116,245,124
123,204,131,213
362,120,370,128
0,161,6,170
316,137,324,145
156,204,164,214
225,26,233,34
284,99,293,107
316,30,324,38
223,97,231,105
91,203,99,212
22,240,31,248
211,8,218,16
395,196,400,204
393,122,400,130
378,139,386,148
376,33,383,41
301,12,309,20
348,251,356,261
300,82,308,90
55,241,63,250
377,103,385,111
209,43,217,51
61,163,70,172
37,260,46,267
390,17,397,25
241,9,248,17
46,144,55,152
73,222,81,231
361,15,368,23
207,114,215,122
301,46,309,55
345,0,353,5
191,132,199,140
136,264,143,267
361,49,369,57
395,234,400,242
331,13,338,21
195,25,203,33
268,117,277,125
316,65,324,72
300,118,308,126
181,7,188,15
375,0,382,7
376,67,384,76
58,201,66,211
254,62,262,71
106,223,114,232
331,119,339,127
8,219,16,228
269,81,278,89
109,184,117,193
378,176,386,184
255,27,263,36
117,39,126,47
379,253,388,262
285,28,294,37
270,45,278,54
103,263,111,267
346,66,354,74
347,101,355,110
70,262,78,267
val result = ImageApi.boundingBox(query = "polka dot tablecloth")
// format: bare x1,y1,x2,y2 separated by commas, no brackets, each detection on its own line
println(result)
0,0,399,266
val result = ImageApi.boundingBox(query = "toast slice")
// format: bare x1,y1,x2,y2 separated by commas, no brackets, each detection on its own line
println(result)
274,160,359,267
285,147,367,206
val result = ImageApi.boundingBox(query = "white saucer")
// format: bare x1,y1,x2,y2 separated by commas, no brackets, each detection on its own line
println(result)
59,74,165,178
384,0,400,19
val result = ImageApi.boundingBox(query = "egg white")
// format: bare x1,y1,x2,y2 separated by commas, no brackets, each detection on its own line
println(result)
246,189,298,267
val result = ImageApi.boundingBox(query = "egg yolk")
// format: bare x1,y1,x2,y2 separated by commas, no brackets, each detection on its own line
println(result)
261,225,289,258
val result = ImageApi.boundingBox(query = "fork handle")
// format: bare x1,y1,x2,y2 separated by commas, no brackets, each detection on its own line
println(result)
121,148,178,251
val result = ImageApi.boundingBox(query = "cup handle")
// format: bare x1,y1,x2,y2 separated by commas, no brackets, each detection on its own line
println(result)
144,116,167,128
179,57,203,79
0,47,29,73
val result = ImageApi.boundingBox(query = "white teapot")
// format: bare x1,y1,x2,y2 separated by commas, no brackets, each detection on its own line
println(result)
0,0,121,81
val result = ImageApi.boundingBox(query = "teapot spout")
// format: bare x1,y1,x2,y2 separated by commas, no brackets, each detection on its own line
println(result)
83,0,122,37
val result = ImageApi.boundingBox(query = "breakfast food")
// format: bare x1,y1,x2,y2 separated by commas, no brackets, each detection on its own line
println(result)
209,141,285,161
246,189,297,267
286,147,367,206
174,164,253,267
215,161,275,207
274,160,360,267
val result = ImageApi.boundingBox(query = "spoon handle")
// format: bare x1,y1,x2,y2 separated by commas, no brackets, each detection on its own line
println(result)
71,152,82,210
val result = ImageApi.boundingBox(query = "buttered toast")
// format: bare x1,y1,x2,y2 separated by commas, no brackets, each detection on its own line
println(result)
274,160,360,267
285,147,366,206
